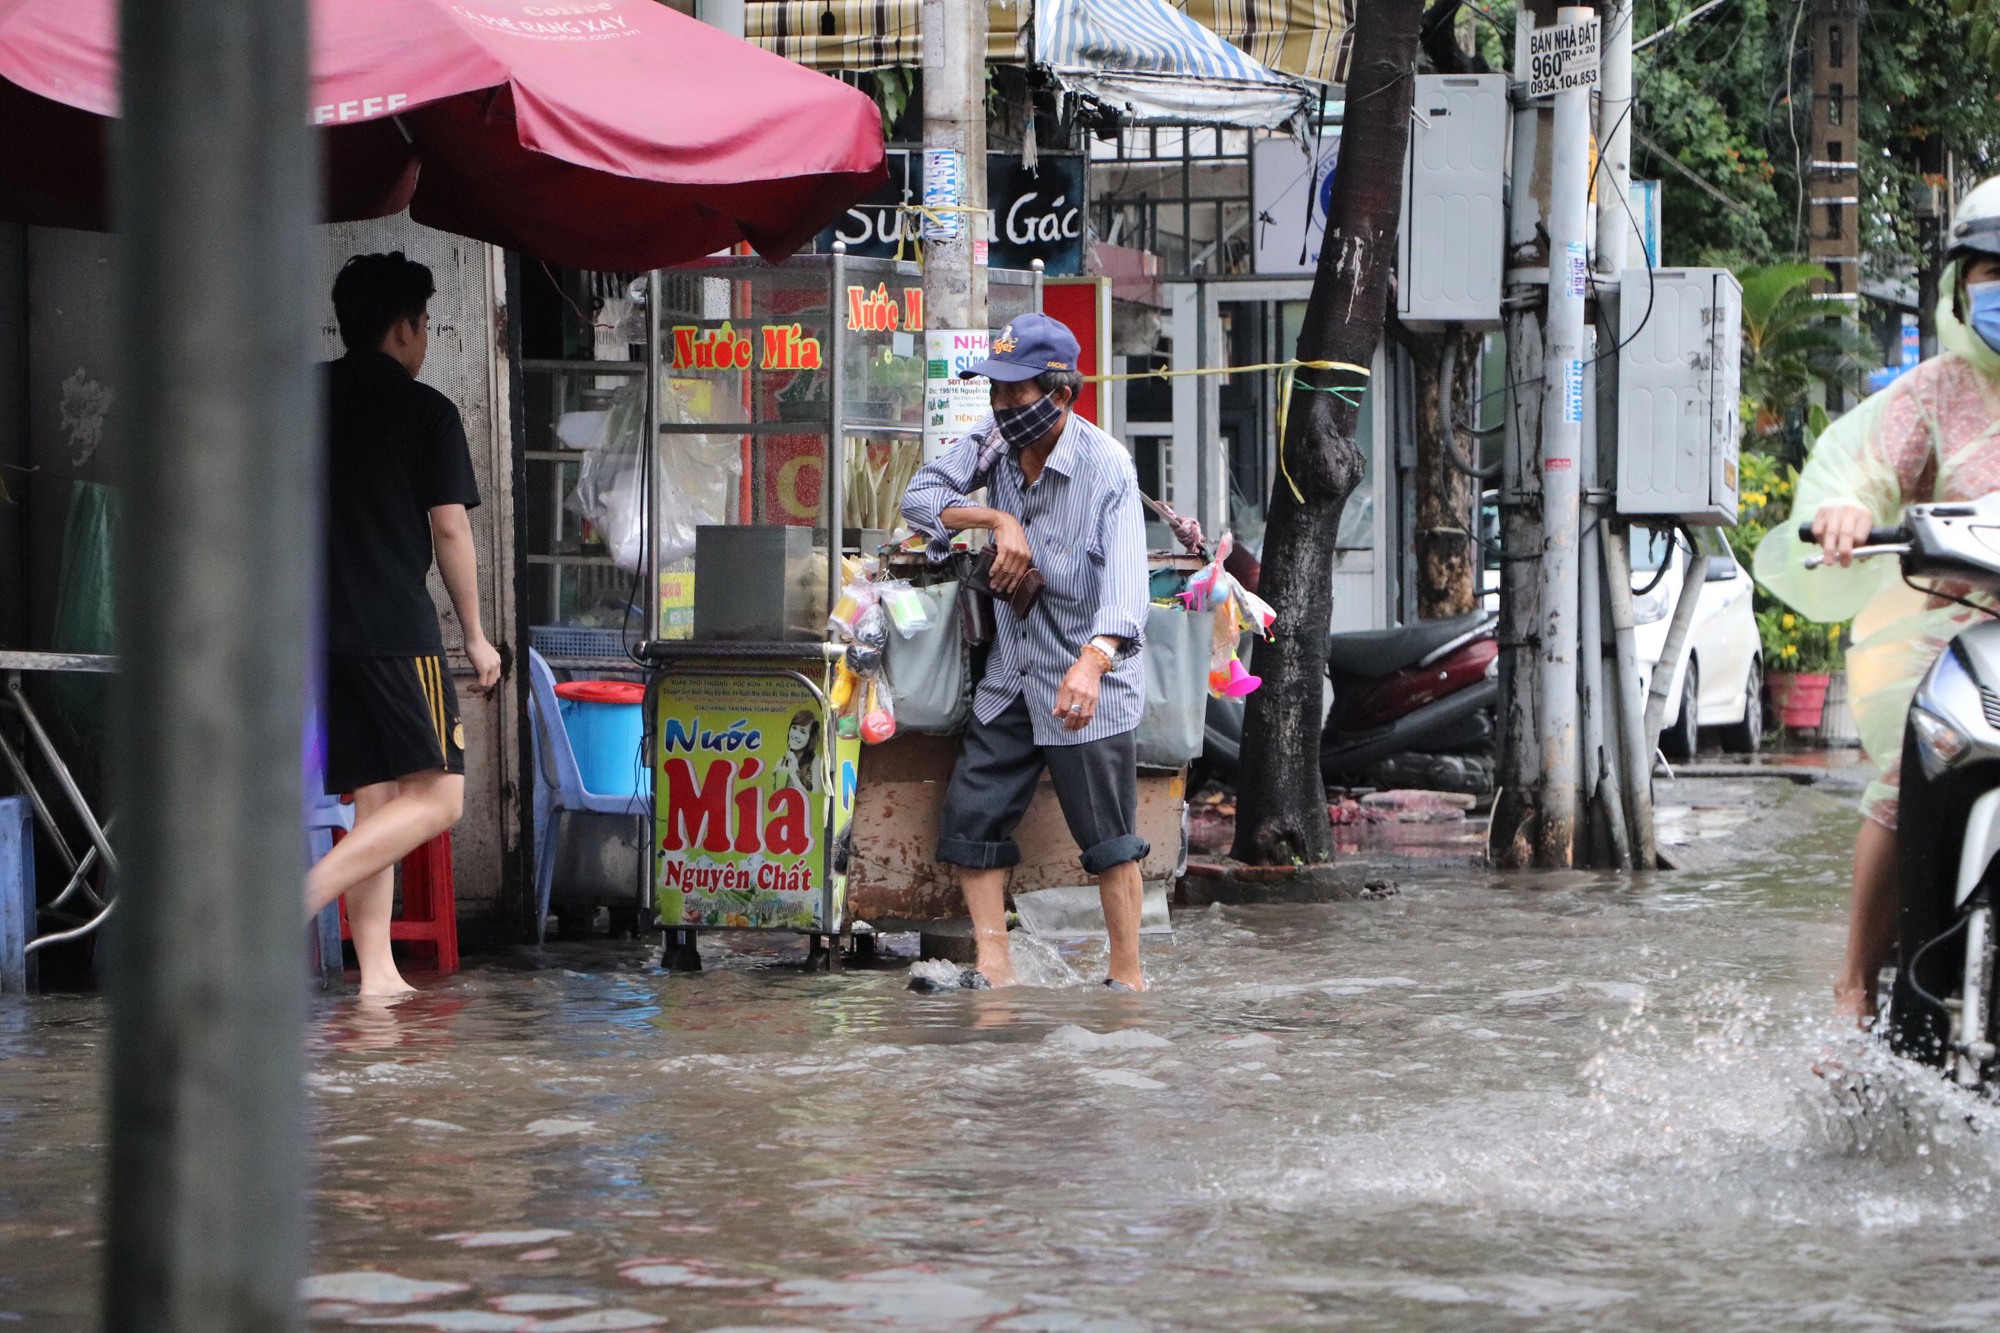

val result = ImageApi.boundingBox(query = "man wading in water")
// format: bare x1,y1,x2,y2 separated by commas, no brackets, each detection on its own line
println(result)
303,252,501,996
901,313,1153,991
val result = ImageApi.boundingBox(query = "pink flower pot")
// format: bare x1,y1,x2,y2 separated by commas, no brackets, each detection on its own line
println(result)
1767,671,1831,730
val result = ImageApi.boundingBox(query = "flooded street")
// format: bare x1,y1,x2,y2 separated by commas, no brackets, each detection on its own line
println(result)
12,777,2000,1329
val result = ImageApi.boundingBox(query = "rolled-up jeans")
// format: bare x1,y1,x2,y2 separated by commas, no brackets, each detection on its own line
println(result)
935,695,1150,875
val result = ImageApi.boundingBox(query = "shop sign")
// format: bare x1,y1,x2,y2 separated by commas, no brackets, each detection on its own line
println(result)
671,321,823,372
654,673,859,931
818,152,1086,276
925,330,991,461
846,284,925,333
1252,135,1342,275
986,154,1085,276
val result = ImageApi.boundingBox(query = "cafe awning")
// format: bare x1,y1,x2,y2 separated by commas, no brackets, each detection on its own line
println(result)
1034,0,1313,129
744,0,1349,86
0,0,888,270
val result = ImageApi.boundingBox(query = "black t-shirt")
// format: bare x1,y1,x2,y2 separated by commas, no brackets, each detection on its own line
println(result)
323,350,482,655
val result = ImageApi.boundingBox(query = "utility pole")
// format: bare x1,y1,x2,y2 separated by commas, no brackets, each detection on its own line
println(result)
1807,0,1863,407
1806,0,1862,304
1532,5,1596,868
107,0,312,1327
1591,0,1647,869
1493,0,1559,869
921,0,989,333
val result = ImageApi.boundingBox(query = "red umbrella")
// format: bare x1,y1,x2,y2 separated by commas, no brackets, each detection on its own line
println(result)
0,0,887,269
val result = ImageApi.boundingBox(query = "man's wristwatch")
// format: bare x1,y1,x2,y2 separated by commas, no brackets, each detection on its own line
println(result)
1084,635,1121,670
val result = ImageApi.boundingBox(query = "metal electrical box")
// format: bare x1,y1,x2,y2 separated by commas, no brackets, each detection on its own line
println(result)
1616,267,1743,526
1396,74,1507,329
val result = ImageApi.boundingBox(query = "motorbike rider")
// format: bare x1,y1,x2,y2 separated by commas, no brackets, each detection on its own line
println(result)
1756,175,2000,1025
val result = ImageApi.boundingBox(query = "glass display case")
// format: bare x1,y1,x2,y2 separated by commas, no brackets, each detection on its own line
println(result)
522,254,1041,668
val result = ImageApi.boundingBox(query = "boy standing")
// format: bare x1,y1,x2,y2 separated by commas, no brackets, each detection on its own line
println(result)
303,253,501,996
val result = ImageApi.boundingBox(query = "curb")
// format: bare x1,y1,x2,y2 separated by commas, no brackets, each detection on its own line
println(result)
1174,857,1390,906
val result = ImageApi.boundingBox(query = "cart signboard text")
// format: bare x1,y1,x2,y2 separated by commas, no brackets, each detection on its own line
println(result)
654,673,858,930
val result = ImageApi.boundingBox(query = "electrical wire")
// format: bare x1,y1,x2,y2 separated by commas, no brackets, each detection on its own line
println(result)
1629,526,1679,597
1906,911,1972,1019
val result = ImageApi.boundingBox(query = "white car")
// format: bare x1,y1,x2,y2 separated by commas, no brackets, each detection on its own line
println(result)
1630,525,1762,758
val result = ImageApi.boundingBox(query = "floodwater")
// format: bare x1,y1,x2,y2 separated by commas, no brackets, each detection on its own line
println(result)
10,780,2000,1329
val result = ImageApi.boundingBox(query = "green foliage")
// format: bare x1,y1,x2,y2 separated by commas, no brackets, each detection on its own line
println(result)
1476,2,2000,274
1736,261,1877,455
1733,436,1846,672
1724,449,1792,571
1757,604,1843,672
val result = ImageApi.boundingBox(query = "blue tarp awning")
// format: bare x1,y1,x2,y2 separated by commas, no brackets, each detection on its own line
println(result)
1034,0,1315,130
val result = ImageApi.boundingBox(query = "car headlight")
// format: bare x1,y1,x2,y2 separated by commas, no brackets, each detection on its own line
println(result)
1913,707,1972,770
1633,584,1671,625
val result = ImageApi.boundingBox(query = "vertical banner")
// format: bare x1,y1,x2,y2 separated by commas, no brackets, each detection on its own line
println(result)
925,329,991,461
654,673,860,931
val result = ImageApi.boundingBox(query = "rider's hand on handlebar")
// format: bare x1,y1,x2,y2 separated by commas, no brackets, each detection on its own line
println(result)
1812,503,1876,568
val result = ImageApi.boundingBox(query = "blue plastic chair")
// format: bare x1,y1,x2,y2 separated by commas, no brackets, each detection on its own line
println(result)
527,649,648,943
305,788,352,986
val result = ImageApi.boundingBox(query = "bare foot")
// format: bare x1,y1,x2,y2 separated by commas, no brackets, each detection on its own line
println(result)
1833,979,1878,1030
357,976,418,999
974,949,1019,988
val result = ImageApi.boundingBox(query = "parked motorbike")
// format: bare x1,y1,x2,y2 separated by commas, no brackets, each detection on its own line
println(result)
1195,609,1499,795
1809,496,2000,1086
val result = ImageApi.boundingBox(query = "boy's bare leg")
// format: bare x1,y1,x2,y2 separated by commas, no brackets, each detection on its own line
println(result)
960,867,1017,987
1097,860,1146,991
1835,816,1898,1025
304,771,465,996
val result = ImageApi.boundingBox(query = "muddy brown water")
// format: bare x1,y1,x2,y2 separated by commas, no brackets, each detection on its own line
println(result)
9,782,2000,1329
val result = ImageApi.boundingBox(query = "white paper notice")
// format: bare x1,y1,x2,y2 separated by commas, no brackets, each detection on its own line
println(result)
925,330,992,461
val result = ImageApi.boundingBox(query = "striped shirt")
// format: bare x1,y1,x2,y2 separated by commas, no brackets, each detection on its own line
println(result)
902,412,1150,746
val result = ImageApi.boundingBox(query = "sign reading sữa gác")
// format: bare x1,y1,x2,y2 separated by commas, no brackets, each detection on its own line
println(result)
654,673,858,931
1528,16,1599,98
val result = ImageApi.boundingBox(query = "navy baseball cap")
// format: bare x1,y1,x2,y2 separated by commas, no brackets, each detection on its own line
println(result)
962,312,1082,383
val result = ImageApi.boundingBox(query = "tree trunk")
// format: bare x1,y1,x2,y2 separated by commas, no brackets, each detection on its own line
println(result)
1232,0,1424,866
1404,325,1482,619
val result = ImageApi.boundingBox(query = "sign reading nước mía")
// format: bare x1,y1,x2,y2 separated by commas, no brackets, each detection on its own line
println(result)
654,673,858,932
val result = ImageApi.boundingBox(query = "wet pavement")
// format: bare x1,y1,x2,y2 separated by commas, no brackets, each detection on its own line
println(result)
13,767,2000,1329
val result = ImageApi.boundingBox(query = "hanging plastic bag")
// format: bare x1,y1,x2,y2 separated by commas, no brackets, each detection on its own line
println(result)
1181,531,1272,698
567,375,741,571
860,674,898,744
878,580,933,639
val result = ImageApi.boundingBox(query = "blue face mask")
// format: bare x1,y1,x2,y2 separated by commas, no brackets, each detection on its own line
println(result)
1969,280,2000,354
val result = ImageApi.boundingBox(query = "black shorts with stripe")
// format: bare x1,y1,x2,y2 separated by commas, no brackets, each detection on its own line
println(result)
323,652,465,795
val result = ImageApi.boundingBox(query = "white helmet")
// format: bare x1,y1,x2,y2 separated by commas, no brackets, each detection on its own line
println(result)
1949,175,2000,265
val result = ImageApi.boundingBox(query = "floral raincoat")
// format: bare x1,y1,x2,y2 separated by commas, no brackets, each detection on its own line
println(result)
1754,268,2000,830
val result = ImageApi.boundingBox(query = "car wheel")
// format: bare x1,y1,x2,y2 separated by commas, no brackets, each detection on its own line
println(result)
1720,658,1763,754
1661,658,1699,761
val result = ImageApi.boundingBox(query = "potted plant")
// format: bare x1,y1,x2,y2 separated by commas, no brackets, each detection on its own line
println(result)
1758,607,1843,730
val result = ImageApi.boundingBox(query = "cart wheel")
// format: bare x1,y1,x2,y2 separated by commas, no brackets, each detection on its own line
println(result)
851,931,879,963
609,906,641,939
553,909,592,941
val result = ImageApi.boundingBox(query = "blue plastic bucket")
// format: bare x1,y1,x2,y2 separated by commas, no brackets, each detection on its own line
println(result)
555,681,648,798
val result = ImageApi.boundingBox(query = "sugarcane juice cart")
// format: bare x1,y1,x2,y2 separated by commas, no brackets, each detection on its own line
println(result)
634,249,1197,965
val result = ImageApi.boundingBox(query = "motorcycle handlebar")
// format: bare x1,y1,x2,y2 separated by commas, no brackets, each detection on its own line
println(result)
1795,521,1909,547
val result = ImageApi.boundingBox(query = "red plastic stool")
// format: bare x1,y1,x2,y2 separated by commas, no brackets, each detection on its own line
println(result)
335,829,460,975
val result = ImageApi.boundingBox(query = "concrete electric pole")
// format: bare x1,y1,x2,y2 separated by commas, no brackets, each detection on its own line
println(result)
106,0,313,1325
921,0,989,333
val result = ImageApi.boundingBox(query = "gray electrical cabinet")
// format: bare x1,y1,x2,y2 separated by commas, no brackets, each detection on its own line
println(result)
1616,267,1742,526
1397,74,1507,330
